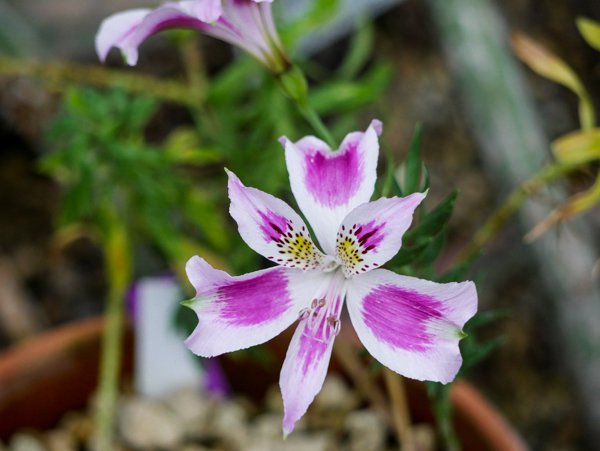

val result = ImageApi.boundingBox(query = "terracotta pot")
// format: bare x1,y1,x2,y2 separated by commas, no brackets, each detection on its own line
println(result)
0,317,526,450
0,318,133,439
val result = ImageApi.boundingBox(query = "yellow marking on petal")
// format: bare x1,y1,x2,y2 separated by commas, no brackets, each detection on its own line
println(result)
273,229,324,270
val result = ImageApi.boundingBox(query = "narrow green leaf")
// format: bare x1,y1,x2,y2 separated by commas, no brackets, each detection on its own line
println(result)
387,238,432,268
512,32,596,129
379,149,403,198
309,63,392,114
403,124,423,194
337,20,374,80
415,230,446,266
577,17,600,53
405,191,458,241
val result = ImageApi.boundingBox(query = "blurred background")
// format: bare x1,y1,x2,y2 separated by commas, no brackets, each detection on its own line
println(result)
1,0,599,450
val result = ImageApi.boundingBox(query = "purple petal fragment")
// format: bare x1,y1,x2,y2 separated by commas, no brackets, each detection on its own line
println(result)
336,193,426,277
184,258,304,357
304,138,362,207
362,284,443,352
346,269,477,383
227,170,326,270
217,268,291,326
279,273,345,435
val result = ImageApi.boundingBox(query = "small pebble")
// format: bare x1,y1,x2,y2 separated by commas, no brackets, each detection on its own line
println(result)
119,397,184,449
44,429,76,451
9,433,46,451
313,376,358,412
212,400,249,450
253,413,283,440
164,386,213,438
265,385,284,413
176,445,212,451
412,423,436,451
345,410,385,451
60,412,93,444
247,432,335,451
281,433,335,451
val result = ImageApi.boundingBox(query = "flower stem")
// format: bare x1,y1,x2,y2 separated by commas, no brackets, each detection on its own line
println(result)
297,102,337,149
0,56,195,106
383,369,415,451
93,215,131,451
93,278,125,450
451,161,579,267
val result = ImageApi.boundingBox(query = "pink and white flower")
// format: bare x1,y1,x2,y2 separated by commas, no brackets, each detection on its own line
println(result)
96,0,289,72
183,120,477,434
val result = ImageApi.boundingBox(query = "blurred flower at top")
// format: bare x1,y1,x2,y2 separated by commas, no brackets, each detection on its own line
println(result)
95,0,290,73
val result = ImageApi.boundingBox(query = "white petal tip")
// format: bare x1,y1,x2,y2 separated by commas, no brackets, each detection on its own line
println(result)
225,169,242,186
369,119,383,136
278,136,289,147
123,48,139,66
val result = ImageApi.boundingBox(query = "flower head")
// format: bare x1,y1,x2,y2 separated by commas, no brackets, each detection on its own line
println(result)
183,120,477,434
96,0,289,73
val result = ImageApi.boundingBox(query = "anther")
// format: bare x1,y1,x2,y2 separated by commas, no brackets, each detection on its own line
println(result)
327,316,341,336
298,308,310,321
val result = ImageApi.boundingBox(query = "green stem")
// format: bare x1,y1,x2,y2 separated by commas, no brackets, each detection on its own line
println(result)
430,384,460,451
94,278,126,450
298,102,337,149
452,162,579,267
93,216,131,450
0,56,195,106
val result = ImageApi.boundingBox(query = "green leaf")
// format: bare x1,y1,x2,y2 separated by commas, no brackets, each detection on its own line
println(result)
281,0,340,49
577,17,600,53
461,336,506,371
209,57,259,104
415,231,446,266
512,32,595,129
551,128,600,165
465,309,511,329
405,191,458,241
387,238,432,268
379,149,403,197
337,20,374,80
402,124,423,195
164,127,222,164
309,63,392,114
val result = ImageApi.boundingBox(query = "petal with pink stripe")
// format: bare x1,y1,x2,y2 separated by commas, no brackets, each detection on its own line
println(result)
346,269,477,383
279,272,345,435
96,1,221,65
335,192,425,277
281,120,382,254
227,170,328,270
184,256,319,357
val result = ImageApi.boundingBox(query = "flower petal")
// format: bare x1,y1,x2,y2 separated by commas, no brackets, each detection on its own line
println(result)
96,1,221,66
184,256,317,357
95,9,151,62
279,272,346,435
227,170,329,270
336,193,426,277
346,269,477,384
281,120,382,254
